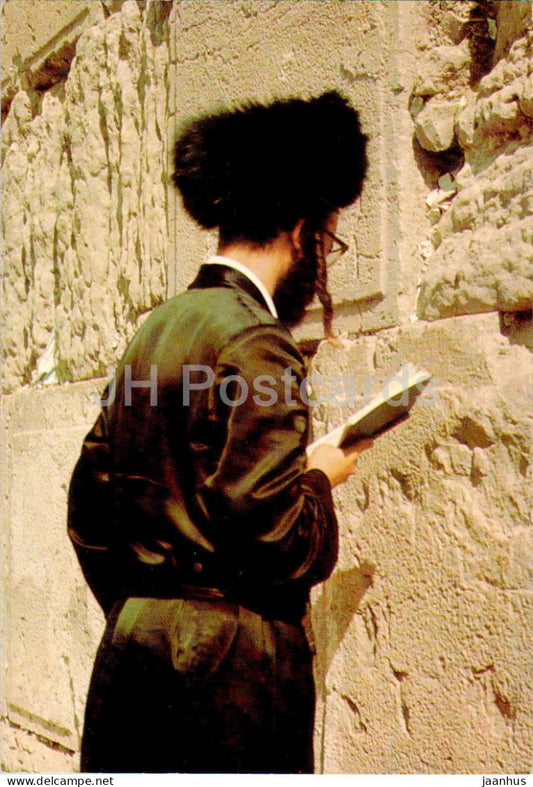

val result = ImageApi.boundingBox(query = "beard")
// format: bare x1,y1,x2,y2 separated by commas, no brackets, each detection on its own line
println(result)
273,237,320,328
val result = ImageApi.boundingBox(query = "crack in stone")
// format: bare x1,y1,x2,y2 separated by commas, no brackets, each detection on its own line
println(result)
3,716,76,757
390,664,412,736
62,654,81,744
340,694,367,733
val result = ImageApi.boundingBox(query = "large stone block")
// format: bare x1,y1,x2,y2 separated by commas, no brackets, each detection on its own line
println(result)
1,0,169,393
1,381,107,770
169,0,412,341
417,215,533,320
310,313,532,773
417,28,533,321
414,99,462,152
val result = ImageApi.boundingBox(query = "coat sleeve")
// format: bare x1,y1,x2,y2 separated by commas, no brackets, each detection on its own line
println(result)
195,325,338,586
67,407,120,616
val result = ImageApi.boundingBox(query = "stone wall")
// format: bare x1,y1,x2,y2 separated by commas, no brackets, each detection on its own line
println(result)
307,0,532,773
167,0,406,341
2,0,169,390
1,0,531,774
414,12,533,321
1,0,171,770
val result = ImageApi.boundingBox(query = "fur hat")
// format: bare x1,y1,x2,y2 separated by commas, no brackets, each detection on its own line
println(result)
173,91,367,244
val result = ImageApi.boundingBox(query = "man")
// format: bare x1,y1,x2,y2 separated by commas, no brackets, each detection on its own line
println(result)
68,90,370,773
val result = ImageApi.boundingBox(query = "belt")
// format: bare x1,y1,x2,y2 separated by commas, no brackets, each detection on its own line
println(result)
175,583,228,602
174,584,307,627
120,583,307,626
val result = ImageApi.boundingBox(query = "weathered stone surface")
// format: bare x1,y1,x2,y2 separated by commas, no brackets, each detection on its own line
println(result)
1,720,75,773
1,381,107,771
170,0,409,343
418,217,533,319
468,29,533,151
310,313,532,773
418,136,533,317
494,1,532,63
412,39,471,99
519,73,533,118
418,26,533,321
414,99,462,152
2,0,532,776
1,0,97,86
454,91,477,148
474,67,533,147
1,0,169,392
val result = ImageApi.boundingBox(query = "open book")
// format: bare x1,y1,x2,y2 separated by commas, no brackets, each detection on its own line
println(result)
307,365,432,453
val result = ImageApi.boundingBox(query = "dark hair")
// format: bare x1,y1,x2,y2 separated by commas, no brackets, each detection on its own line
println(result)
173,91,368,245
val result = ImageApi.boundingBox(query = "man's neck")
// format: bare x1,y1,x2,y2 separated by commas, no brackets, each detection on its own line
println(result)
218,236,292,297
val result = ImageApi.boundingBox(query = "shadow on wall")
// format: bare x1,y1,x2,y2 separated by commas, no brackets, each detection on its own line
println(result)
311,561,375,690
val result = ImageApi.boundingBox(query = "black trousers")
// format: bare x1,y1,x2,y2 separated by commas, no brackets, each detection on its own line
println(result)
81,597,315,773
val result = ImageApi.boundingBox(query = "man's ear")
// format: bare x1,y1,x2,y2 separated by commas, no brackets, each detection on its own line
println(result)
289,219,305,252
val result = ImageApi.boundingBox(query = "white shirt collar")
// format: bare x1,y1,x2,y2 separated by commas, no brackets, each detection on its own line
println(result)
206,255,278,319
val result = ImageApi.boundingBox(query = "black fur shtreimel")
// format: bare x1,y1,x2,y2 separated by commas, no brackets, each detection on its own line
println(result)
172,91,368,245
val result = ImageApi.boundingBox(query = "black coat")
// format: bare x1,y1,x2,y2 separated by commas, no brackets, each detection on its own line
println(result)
68,264,338,772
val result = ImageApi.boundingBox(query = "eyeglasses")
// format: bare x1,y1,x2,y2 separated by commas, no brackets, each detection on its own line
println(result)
321,229,349,266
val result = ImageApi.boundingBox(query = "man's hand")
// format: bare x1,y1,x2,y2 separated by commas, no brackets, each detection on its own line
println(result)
306,440,373,487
